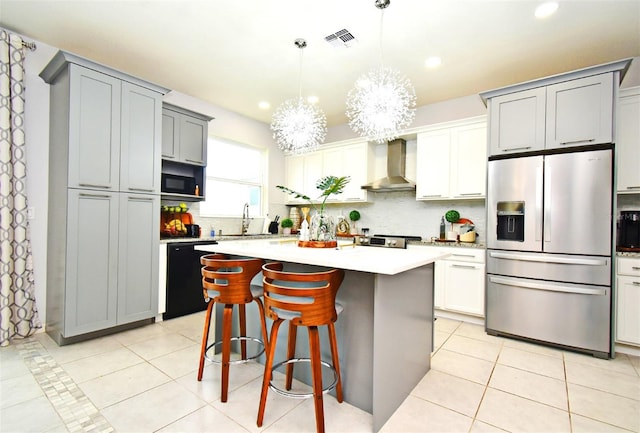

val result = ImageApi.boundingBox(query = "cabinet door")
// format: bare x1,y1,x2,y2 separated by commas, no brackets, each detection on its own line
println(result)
416,130,450,200
545,73,614,149
451,123,487,198
616,274,640,345
120,82,162,193
68,64,121,190
284,154,305,203
616,89,640,192
443,261,485,316
118,193,160,323
161,109,179,160
342,144,369,201
303,152,324,201
179,115,208,165
322,148,344,202
65,189,119,336
489,87,546,156
433,260,446,309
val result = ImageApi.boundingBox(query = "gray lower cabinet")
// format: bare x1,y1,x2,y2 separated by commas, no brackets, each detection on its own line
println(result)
58,191,159,340
41,50,168,344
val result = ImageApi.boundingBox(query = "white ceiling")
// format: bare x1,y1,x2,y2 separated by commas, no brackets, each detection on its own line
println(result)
2,1,639,127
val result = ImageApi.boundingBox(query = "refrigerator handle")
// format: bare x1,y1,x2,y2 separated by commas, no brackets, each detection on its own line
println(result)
489,275,607,296
489,251,609,266
543,162,551,242
535,165,543,242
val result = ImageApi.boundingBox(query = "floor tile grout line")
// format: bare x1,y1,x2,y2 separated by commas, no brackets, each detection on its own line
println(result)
15,338,116,433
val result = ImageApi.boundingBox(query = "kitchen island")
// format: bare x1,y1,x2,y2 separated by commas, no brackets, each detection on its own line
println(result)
197,238,449,432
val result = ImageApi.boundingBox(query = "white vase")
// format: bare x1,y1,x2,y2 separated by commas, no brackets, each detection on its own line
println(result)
309,213,336,242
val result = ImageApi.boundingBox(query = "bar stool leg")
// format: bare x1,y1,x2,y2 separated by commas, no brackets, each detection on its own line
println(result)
285,322,297,390
308,326,326,433
327,322,343,402
197,300,215,381
221,304,233,402
255,298,269,353
239,304,247,359
257,318,284,427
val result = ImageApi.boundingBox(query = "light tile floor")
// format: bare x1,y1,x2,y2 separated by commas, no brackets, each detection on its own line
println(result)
0,313,638,432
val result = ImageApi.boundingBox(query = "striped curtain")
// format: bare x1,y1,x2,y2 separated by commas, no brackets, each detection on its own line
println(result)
0,29,41,346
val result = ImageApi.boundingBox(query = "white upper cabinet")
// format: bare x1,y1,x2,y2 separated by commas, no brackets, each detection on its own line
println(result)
616,87,640,193
284,141,372,204
416,117,487,200
481,59,631,157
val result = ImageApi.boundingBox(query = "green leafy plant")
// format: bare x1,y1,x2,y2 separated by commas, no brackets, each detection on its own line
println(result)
280,218,294,228
277,175,351,214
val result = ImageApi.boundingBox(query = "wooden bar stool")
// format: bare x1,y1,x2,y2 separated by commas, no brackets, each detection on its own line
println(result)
257,262,345,433
198,254,268,403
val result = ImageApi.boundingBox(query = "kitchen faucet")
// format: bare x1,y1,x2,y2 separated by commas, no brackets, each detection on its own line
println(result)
241,203,250,235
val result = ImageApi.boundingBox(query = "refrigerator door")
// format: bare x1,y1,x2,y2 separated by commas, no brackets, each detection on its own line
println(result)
543,149,612,255
487,156,543,251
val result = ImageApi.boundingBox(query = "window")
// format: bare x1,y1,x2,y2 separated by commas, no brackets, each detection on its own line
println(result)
199,137,266,217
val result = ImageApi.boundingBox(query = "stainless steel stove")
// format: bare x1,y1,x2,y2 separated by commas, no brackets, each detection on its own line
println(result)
357,234,422,249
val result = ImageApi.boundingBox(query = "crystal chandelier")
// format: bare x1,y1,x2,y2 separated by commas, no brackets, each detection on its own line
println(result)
271,39,327,154
346,0,416,144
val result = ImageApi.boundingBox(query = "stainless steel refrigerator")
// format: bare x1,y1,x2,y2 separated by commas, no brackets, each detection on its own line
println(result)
486,147,614,358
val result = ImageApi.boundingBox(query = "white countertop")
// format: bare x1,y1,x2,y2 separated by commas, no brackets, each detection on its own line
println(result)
195,239,450,275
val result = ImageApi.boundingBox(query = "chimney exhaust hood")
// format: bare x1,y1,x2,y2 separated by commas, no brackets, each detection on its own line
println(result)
361,138,416,192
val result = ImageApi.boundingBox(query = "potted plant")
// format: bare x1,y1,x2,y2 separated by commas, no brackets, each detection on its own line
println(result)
277,175,351,246
280,218,294,235
349,209,361,235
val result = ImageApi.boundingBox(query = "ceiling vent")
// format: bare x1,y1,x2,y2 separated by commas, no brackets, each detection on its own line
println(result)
324,29,357,48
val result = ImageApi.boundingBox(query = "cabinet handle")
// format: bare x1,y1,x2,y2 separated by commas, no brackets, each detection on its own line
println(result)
632,267,640,270
456,193,482,196
451,264,478,269
633,281,640,286
184,158,203,164
420,194,442,198
79,183,111,189
626,186,640,190
451,253,476,258
560,138,595,145
128,187,154,192
502,146,531,152
79,193,111,198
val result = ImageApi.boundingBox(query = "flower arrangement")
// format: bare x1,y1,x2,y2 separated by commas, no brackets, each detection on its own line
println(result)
276,175,351,215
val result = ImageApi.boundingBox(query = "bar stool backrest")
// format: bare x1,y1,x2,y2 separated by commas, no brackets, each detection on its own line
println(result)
262,262,345,327
201,254,265,304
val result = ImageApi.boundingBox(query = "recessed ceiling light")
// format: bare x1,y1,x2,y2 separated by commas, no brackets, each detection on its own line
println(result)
425,56,442,68
535,2,558,18
307,95,319,104
258,101,270,110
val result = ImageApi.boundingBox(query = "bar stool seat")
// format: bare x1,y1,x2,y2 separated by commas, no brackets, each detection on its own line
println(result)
198,254,267,403
257,262,345,433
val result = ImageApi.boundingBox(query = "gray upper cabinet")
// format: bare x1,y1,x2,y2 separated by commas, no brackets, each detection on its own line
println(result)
68,64,121,190
488,87,546,155
481,59,632,157
161,104,212,166
120,82,163,193
545,74,614,149
41,50,168,344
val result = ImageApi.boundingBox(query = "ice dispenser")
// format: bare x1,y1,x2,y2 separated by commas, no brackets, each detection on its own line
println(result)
496,201,525,242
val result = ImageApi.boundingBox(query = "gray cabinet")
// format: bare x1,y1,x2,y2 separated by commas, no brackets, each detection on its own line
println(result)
162,104,211,166
481,59,631,156
41,50,168,344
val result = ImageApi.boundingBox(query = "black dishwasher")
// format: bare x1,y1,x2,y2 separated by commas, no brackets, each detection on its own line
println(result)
164,241,218,320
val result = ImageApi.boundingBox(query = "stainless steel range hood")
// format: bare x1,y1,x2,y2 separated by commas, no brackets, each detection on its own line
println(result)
361,138,416,192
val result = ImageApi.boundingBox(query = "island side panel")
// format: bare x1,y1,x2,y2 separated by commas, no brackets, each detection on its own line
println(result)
372,263,434,432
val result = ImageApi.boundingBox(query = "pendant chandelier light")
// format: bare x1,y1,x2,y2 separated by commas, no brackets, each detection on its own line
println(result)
346,0,416,144
271,38,327,154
